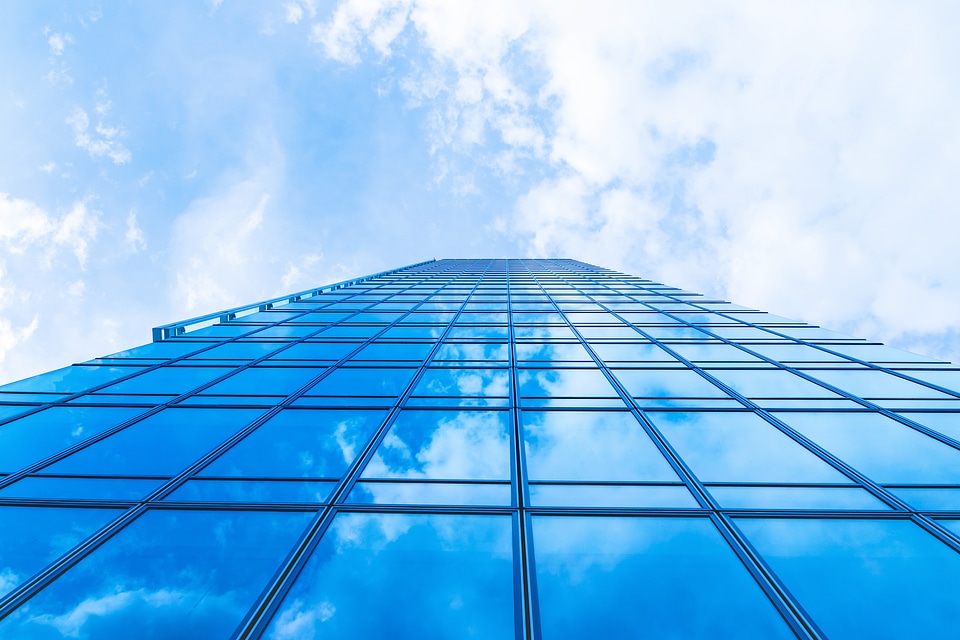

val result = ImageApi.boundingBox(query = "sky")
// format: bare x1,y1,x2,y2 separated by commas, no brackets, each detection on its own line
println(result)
1,0,959,384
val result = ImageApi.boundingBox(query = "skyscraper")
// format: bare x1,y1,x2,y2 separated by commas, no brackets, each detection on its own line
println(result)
0,258,959,639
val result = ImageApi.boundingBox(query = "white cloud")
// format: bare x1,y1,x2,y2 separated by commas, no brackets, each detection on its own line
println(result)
0,193,99,268
310,0,960,361
47,32,73,56
66,107,132,165
125,211,146,251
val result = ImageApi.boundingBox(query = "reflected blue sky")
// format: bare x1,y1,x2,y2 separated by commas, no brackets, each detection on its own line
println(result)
533,516,795,639
0,509,314,639
736,517,960,638
264,513,515,640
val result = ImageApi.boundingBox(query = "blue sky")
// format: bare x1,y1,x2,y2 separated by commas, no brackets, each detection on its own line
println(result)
1,0,959,382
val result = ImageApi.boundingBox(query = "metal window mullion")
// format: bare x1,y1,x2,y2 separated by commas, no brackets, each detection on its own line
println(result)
508,261,539,640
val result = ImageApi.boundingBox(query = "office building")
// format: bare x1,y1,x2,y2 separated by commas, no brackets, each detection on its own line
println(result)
0,258,959,638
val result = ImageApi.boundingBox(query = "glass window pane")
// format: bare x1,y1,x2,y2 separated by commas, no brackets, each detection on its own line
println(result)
202,367,325,396
0,477,163,501
522,411,678,482
200,409,386,478
707,486,889,510
45,408,265,476
649,412,849,483
707,369,842,399
529,484,696,508
263,513,515,639
533,516,795,639
0,505,123,598
413,369,510,398
774,412,960,484
517,369,617,399
736,517,960,639
167,479,336,503
363,410,511,480
0,509,314,639
347,481,511,506
99,367,232,395
305,368,416,397
0,407,145,473
612,369,730,399
0,365,146,394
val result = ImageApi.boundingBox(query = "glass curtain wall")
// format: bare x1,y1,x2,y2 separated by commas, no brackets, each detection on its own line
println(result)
0,259,959,639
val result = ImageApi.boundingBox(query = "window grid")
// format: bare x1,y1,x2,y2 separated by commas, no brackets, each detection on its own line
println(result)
0,259,957,639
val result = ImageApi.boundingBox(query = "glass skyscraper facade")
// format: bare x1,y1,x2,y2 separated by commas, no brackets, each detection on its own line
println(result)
1,258,960,638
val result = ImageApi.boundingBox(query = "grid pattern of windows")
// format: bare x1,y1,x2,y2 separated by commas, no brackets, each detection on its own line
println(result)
1,258,960,638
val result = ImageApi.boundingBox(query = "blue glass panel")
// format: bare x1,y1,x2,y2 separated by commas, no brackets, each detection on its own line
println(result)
649,412,850,483
433,343,509,363
347,481,511,506
895,412,960,441
529,484,696,508
349,342,435,362
0,477,163,500
517,368,617,398
380,325,445,339
268,342,361,361
0,505,122,598
668,343,765,362
200,409,386,478
413,368,510,398
447,326,510,339
522,411,678,481
612,369,730,398
99,367,232,395
202,367,325,396
105,342,209,360
533,516,795,639
808,369,952,399
0,509,314,639
363,410,511,480
167,479,336,503
306,368,416,397
263,513,515,639
0,407,145,473
44,408,265,476
890,488,960,511
707,369,843,399
251,325,321,338
514,343,592,362
736,517,960,639
513,326,575,339
590,343,678,363
0,365,146,394
707,486,889,510
774,412,960,484
189,342,284,360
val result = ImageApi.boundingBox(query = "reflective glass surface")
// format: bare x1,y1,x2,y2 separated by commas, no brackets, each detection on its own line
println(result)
736,518,960,638
263,513,516,639
3,259,959,637
0,509,314,638
533,516,796,639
